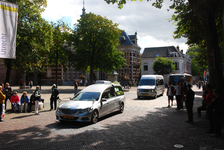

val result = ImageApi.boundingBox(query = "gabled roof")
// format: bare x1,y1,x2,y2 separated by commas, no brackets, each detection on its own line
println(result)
141,46,182,58
119,31,134,46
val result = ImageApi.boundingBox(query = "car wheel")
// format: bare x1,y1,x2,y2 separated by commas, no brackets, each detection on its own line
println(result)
91,110,98,124
138,96,141,99
154,93,157,99
119,103,124,113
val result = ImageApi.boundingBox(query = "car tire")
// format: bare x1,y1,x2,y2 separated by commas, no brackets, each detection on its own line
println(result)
154,93,157,99
138,96,141,99
91,110,98,124
119,103,124,113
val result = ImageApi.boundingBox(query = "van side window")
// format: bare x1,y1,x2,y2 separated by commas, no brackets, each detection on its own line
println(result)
156,79,160,86
114,86,124,96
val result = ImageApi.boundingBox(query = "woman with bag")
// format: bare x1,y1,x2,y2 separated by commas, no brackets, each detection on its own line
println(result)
10,91,20,112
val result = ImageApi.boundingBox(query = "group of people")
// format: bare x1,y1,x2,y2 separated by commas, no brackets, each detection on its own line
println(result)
0,83,60,122
197,84,223,137
167,82,195,124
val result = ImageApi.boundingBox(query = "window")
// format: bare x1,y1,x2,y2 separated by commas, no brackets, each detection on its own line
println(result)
114,86,124,96
143,63,148,71
174,62,179,70
102,88,116,99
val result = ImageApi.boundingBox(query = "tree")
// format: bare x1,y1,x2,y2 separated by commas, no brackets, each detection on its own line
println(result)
4,0,51,84
151,57,175,75
69,13,126,84
47,21,73,87
105,0,224,92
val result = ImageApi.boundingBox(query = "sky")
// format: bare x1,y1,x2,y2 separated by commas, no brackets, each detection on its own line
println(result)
42,0,189,54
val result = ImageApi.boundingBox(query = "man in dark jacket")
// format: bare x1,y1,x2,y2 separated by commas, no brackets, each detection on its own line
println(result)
185,84,195,123
50,84,59,110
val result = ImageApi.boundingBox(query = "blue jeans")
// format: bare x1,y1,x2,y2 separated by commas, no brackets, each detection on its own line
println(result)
11,102,19,111
74,88,78,96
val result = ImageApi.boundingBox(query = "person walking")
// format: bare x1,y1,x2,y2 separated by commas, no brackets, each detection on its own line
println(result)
175,82,182,110
167,82,175,107
185,84,195,124
74,79,78,96
50,84,59,110
34,86,41,115
0,86,6,122
4,83,13,110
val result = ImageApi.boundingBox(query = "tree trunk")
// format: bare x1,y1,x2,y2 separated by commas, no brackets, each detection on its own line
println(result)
4,59,12,84
203,5,224,91
90,63,94,85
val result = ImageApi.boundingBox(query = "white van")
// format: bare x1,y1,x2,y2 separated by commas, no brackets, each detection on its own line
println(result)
137,75,165,99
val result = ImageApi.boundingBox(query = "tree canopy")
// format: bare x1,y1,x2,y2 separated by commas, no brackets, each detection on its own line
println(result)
69,13,126,84
151,57,175,75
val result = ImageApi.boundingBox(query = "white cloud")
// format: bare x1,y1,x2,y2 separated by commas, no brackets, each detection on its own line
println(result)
42,0,189,53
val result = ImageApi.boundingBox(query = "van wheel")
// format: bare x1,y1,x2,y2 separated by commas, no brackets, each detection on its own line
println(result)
91,110,98,124
119,103,124,113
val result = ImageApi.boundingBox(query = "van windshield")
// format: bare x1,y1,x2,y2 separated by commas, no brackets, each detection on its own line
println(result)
139,79,155,86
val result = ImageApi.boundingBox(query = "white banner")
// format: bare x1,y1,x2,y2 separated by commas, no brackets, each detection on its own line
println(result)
0,1,18,59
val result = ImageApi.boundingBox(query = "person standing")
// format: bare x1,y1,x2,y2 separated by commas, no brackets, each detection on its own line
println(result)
10,91,20,112
34,86,41,115
0,86,6,122
175,82,182,110
185,84,195,123
4,83,13,110
29,80,33,89
167,82,175,107
74,79,78,96
50,84,59,110
210,89,222,137
205,84,214,133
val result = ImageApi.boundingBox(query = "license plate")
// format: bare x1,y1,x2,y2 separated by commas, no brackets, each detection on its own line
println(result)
142,94,148,96
64,116,74,119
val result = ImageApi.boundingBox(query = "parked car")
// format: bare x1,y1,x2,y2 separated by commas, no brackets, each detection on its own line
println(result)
137,75,165,99
56,83,125,123
95,80,112,84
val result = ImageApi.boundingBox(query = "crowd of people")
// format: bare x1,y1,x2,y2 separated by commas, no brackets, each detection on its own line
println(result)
167,81,223,137
0,83,60,122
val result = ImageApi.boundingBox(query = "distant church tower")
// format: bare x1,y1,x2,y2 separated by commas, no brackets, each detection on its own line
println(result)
80,0,86,17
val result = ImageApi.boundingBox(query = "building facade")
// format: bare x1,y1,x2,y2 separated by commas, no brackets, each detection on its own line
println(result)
141,46,191,85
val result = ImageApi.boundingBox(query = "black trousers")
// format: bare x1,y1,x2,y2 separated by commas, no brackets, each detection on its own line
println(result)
197,105,206,115
50,97,57,110
175,95,182,109
186,102,193,122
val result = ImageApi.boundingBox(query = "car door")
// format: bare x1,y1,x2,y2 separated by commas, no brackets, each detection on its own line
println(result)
100,88,116,116
114,86,124,110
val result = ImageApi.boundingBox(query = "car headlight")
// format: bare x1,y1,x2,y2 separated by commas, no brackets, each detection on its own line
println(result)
79,108,92,113
150,89,155,93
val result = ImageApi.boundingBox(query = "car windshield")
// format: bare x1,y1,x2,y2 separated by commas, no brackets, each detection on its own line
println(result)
72,92,100,101
139,79,155,86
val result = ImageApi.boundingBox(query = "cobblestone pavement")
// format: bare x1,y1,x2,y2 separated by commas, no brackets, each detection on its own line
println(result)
0,86,223,150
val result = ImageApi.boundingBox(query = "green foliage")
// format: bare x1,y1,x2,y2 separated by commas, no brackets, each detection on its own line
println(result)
47,21,73,71
69,13,126,83
151,57,175,75
5,0,51,73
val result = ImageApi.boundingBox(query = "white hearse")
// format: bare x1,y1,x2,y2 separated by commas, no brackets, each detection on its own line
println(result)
137,75,165,99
